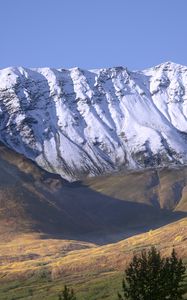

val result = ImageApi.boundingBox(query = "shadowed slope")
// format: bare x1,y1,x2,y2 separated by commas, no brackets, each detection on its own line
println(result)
0,142,187,244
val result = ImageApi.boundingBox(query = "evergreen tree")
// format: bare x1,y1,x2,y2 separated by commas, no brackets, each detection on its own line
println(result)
118,247,186,300
58,285,77,300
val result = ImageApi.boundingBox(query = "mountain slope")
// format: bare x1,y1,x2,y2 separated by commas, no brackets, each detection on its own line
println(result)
0,142,187,299
0,141,187,244
85,167,187,211
0,62,187,180
0,217,186,300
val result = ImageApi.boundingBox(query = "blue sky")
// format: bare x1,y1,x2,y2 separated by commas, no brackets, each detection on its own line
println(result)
0,0,187,70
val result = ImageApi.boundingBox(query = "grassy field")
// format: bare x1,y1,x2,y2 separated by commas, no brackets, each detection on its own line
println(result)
0,269,186,300
0,218,187,299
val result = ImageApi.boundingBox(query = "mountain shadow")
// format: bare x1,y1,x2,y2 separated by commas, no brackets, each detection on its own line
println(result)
0,141,187,244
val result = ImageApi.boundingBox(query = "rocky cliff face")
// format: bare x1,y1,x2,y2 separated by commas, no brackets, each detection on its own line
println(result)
0,62,187,181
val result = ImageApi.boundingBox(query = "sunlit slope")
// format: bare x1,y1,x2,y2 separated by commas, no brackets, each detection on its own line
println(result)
84,166,187,211
0,218,186,296
1,62,187,181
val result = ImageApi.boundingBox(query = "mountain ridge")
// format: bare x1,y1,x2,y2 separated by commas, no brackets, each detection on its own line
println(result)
0,61,187,181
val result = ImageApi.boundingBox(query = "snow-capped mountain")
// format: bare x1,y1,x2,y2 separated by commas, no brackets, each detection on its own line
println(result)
0,61,187,181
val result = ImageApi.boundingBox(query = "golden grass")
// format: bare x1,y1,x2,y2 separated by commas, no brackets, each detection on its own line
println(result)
0,218,187,282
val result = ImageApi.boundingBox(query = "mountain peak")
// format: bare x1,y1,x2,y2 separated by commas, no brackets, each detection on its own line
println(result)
148,61,187,72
